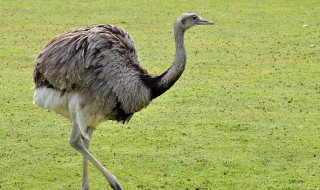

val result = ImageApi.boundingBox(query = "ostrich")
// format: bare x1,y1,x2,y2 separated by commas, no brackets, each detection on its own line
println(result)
33,13,213,190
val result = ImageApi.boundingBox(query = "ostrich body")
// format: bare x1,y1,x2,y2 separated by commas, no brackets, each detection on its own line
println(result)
33,13,213,190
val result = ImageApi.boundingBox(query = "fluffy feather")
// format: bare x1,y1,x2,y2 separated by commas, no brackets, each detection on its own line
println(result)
34,25,151,122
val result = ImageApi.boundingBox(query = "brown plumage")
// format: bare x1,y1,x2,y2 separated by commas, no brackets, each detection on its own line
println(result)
33,13,213,190
34,25,150,122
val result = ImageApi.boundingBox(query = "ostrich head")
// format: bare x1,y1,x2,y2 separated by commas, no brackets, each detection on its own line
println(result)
175,13,214,32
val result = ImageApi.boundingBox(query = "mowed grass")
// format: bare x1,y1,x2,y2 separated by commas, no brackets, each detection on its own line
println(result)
0,0,319,189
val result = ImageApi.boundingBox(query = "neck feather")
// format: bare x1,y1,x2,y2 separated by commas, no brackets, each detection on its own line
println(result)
146,26,186,99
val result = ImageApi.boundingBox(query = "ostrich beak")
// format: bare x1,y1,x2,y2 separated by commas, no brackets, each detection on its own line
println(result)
197,18,214,25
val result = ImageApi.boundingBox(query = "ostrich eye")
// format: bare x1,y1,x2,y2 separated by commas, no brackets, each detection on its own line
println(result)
192,15,197,20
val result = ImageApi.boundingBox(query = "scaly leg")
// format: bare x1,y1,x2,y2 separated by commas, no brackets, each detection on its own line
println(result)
81,127,94,190
69,121,123,190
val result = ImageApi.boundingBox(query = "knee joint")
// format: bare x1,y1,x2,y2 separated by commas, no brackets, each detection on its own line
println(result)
69,137,85,151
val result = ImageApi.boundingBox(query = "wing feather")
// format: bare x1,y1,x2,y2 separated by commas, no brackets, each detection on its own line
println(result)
34,25,151,115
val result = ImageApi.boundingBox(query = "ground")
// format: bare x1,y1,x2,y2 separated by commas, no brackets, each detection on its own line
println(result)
0,0,319,189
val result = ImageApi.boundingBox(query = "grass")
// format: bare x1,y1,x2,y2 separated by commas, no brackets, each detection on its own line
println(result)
0,0,319,189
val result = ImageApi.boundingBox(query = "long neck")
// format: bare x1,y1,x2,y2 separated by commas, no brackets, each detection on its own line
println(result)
149,25,186,99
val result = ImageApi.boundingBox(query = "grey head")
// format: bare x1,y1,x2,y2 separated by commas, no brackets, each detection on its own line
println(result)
175,12,214,31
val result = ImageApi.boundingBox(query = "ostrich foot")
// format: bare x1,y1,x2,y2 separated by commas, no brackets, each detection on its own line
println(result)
110,183,123,190
107,175,124,190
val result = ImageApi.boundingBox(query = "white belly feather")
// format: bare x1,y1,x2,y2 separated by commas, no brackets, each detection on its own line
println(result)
33,87,106,131
33,87,71,119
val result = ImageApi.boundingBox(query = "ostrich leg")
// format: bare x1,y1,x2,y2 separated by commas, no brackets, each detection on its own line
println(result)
69,120,123,190
82,127,94,190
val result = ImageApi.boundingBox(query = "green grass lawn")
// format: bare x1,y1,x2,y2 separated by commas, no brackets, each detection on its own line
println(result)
0,0,319,189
